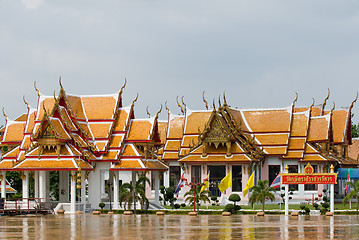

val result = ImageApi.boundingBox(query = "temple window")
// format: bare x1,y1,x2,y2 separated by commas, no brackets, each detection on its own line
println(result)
268,165,280,186
232,165,242,192
169,166,181,187
208,165,226,196
191,165,201,184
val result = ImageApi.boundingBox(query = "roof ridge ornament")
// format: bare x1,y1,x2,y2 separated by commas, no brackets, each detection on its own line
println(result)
59,76,63,89
23,96,30,110
2,107,8,120
131,93,138,108
212,99,216,111
322,88,330,115
181,96,186,112
223,91,227,107
164,101,170,113
331,102,335,112
155,104,163,119
34,81,40,96
310,98,315,109
202,91,209,110
119,78,127,95
176,96,184,115
349,92,358,111
146,106,151,118
218,95,222,108
292,92,298,107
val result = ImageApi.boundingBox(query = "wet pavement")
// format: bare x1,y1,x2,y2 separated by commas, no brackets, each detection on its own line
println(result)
0,214,359,239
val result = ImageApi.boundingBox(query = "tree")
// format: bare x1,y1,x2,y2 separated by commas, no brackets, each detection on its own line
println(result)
159,186,176,207
184,187,211,209
343,181,359,215
119,175,150,210
249,180,276,212
351,114,359,138
228,193,241,207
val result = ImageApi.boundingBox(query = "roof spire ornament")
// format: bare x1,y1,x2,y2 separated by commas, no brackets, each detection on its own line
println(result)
322,88,330,115
23,96,30,110
310,98,315,109
131,93,139,108
212,99,216,111
119,78,127,95
202,91,209,110
292,92,298,107
331,102,336,112
2,107,8,120
181,96,186,111
34,81,40,96
176,96,184,115
349,92,358,111
59,76,63,89
223,91,227,106
155,104,163,119
146,106,151,118
164,101,170,113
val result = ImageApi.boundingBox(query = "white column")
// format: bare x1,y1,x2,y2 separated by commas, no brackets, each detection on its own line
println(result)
81,171,86,204
154,171,160,204
39,171,46,200
132,171,136,212
113,171,119,209
22,171,29,200
34,171,39,198
1,171,6,199
330,165,334,214
284,165,289,216
59,171,69,203
70,171,76,213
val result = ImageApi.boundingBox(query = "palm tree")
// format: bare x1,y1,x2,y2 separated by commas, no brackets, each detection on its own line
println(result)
249,179,276,212
119,176,150,210
184,187,211,211
343,181,359,215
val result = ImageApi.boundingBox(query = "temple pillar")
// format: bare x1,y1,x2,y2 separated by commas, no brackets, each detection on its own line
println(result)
39,171,46,200
154,171,160,204
113,171,119,209
22,171,29,201
70,171,76,213
81,171,86,204
132,171,137,212
1,171,6,199
34,171,39,198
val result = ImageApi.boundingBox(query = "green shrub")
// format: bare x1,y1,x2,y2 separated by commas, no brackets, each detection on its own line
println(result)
304,207,310,215
224,204,235,214
300,205,306,210
174,204,180,209
313,203,319,210
99,202,105,210
180,203,186,208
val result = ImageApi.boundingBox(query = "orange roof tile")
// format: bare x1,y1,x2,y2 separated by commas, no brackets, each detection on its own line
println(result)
109,135,124,148
144,159,168,171
37,97,55,120
311,106,322,117
3,146,20,159
262,146,287,155
113,108,130,132
184,110,212,135
122,144,140,157
307,115,330,142
14,159,92,170
241,107,292,133
164,140,181,151
227,108,250,132
2,121,25,143
291,111,310,137
254,133,289,146
302,154,327,161
167,115,184,139
59,107,77,131
162,152,179,160
111,159,145,170
348,138,359,161
15,113,28,121
50,118,71,140
102,150,120,160
331,109,349,143
81,95,117,120
179,154,251,163
127,120,152,141
282,151,303,159
25,110,37,133
66,95,86,119
191,143,245,155
0,160,15,170
181,135,199,148
287,138,306,150
157,121,168,144
95,142,107,151
88,123,112,138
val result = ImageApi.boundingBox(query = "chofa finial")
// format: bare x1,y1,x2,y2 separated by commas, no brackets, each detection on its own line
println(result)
146,106,151,118
23,96,30,109
223,91,227,106
34,81,40,96
131,93,138,107
292,92,298,106
322,88,330,114
176,96,184,114
119,78,127,95
310,98,315,108
165,101,170,113
202,91,209,110
155,104,163,119
2,107,7,119
349,92,358,111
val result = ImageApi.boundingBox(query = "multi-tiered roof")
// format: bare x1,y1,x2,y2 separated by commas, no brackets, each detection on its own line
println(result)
0,80,167,172
159,91,357,166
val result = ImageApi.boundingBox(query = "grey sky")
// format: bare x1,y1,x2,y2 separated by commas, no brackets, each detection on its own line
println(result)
1,0,359,125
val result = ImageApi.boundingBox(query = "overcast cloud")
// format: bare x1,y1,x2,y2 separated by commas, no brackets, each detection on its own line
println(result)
1,0,359,125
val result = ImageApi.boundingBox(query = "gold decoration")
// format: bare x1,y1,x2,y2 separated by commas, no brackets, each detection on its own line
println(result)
176,96,184,114
202,91,209,110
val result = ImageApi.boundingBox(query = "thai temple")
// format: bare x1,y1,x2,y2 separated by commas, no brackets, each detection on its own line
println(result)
0,81,357,212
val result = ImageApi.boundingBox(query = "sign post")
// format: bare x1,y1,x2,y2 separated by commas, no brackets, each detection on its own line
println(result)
281,163,338,215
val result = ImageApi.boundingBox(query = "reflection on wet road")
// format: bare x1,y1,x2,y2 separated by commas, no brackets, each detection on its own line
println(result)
0,214,359,239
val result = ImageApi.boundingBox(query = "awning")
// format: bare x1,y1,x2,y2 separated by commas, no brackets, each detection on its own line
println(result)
337,168,359,180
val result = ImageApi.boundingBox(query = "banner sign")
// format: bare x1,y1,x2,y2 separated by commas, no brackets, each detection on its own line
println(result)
280,163,337,185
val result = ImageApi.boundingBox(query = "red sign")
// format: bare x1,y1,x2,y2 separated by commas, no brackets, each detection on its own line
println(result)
281,174,337,184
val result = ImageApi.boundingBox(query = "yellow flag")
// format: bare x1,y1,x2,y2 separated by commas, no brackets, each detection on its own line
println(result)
200,172,210,193
218,172,231,193
243,171,255,197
